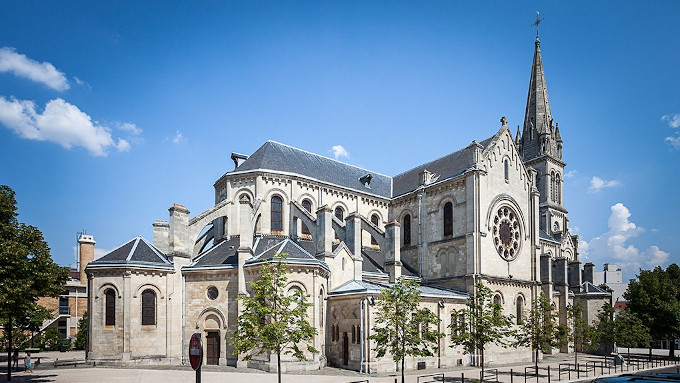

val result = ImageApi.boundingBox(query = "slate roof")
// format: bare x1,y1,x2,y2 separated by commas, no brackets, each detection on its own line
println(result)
329,279,467,299
185,237,240,269
361,247,415,277
88,236,172,269
247,236,329,269
392,136,494,197
229,141,392,198
575,281,611,295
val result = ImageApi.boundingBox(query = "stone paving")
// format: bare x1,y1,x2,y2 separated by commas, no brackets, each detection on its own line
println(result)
2,349,679,383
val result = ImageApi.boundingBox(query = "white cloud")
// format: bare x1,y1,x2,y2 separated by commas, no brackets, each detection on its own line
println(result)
662,113,680,129
332,144,349,159
0,96,134,156
580,203,670,278
588,176,621,193
564,169,578,179
172,131,185,144
0,47,69,91
117,122,142,135
666,135,680,149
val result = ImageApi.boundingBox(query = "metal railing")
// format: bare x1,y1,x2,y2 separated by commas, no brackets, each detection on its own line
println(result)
417,373,445,383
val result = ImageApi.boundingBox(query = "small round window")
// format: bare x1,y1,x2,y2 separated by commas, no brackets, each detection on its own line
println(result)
207,286,219,300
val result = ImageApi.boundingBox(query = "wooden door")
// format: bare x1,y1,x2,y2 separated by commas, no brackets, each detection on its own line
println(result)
342,332,349,365
206,332,220,365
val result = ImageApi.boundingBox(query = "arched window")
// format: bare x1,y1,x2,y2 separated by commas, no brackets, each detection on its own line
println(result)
450,313,457,336
301,199,312,235
318,289,324,328
370,214,379,245
555,175,561,204
504,159,510,182
271,196,283,232
141,289,156,325
550,172,556,202
403,214,411,246
105,289,116,326
493,294,502,307
334,206,344,221
352,325,356,343
443,202,453,237
516,296,524,324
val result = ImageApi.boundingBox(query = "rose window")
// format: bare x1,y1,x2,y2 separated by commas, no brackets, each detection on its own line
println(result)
492,206,521,261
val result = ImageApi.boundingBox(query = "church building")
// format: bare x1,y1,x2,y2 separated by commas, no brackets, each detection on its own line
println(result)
85,35,610,372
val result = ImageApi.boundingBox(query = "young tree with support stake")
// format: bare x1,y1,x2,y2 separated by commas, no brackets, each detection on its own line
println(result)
0,185,69,381
566,302,595,365
370,277,443,383
449,282,514,378
514,292,565,372
615,309,651,361
230,253,318,383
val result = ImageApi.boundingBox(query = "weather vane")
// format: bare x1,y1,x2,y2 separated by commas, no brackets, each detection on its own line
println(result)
531,11,544,39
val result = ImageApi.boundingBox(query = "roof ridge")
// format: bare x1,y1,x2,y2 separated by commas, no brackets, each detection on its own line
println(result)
126,237,141,261
265,140,393,179
138,236,171,264
392,135,494,179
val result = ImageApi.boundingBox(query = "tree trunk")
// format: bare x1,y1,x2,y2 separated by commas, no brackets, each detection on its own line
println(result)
7,313,12,381
401,357,405,383
669,338,675,358
277,349,282,383
535,347,539,372
481,347,485,380
649,346,652,361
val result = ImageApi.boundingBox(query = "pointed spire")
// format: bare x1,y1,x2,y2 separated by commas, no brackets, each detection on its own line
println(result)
555,122,562,142
515,125,522,144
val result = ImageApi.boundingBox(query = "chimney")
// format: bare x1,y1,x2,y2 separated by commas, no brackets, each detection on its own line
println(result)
168,203,191,258
582,262,595,284
78,231,95,284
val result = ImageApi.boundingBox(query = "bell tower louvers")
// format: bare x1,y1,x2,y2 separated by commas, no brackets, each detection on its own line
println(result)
517,36,568,239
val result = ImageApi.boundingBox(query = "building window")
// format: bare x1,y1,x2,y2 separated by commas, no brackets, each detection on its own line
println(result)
141,289,156,326
59,296,69,315
504,159,510,182
443,202,453,237
105,289,116,326
403,214,411,246
493,294,502,312
550,172,556,202
352,325,356,343
334,206,344,221
555,175,561,204
370,214,379,245
301,199,312,235
207,286,219,300
271,196,283,232
318,289,324,328
516,296,524,324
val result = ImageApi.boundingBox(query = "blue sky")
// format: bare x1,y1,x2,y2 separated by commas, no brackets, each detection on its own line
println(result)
0,1,678,282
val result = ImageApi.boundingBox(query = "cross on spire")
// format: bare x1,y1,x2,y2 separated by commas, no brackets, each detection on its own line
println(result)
531,11,544,39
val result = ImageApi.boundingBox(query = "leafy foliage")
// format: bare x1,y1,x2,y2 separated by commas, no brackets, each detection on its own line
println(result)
43,328,63,351
625,265,680,356
74,312,88,350
514,292,565,370
567,303,595,364
370,277,443,383
1,185,69,377
449,282,514,375
231,254,317,383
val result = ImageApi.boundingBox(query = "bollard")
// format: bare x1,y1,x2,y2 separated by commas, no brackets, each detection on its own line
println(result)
577,363,580,379
462,372,465,383
511,369,513,383
548,365,551,383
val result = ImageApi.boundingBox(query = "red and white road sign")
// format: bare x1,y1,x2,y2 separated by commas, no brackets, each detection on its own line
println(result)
189,333,203,371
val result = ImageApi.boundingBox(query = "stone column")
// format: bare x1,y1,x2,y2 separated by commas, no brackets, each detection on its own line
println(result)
582,262,595,284
384,221,401,283
568,260,582,289
152,220,170,253
315,206,333,260
169,204,191,259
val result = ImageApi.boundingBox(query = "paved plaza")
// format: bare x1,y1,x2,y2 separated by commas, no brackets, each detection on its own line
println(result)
2,349,679,383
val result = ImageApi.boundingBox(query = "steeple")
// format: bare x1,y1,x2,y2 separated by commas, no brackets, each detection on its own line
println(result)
520,36,560,162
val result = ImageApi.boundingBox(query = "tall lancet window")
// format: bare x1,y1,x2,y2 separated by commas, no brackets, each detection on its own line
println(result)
271,195,283,232
370,214,379,245
556,175,561,204
301,199,312,235
550,172,556,202
504,159,510,182
443,202,453,237
403,214,411,246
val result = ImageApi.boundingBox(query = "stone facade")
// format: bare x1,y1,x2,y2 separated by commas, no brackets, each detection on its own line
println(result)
85,36,612,373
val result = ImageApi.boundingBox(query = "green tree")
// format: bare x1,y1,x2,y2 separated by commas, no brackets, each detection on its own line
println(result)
74,312,88,350
594,303,617,354
567,303,595,364
625,265,680,357
43,328,63,351
514,292,565,371
615,309,651,361
0,185,69,380
230,254,318,383
450,282,514,377
370,277,443,383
